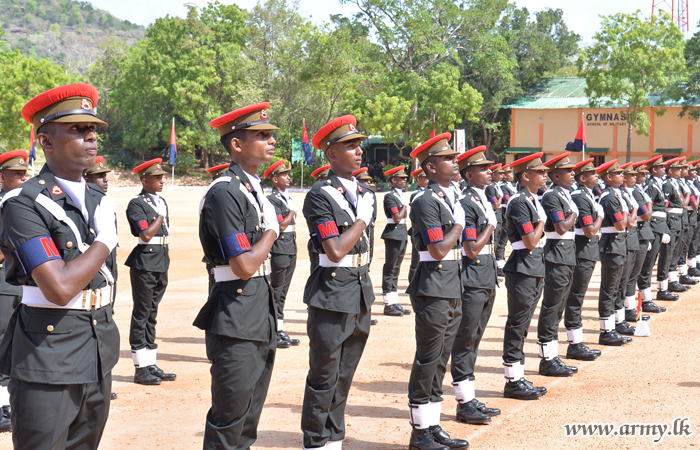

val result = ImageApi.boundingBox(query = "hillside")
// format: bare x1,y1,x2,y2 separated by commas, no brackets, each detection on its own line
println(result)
0,0,145,75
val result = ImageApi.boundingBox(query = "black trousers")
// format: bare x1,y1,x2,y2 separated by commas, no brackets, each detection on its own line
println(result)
451,288,496,382
503,272,543,364
495,214,509,262
677,221,695,268
301,303,371,448
408,295,461,404
671,225,688,271
270,253,297,321
657,227,680,280
638,232,663,290
408,243,419,283
538,262,575,343
9,373,111,450
616,248,637,311
129,268,168,350
598,253,625,318
0,294,18,389
204,332,276,450
689,218,700,260
626,240,649,298
382,239,407,294
564,259,597,330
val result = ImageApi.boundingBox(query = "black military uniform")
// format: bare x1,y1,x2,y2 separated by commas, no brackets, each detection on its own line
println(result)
614,165,640,335
201,163,231,294
307,165,332,274
195,102,280,450
495,167,514,274
670,159,698,286
381,166,410,316
406,133,468,450
595,160,631,346
125,159,174,383
408,169,428,283
449,146,500,425
637,156,677,302
660,159,688,293
301,116,376,450
685,166,700,276
484,166,503,274
265,160,300,347
564,158,602,361
537,153,579,376
353,166,378,264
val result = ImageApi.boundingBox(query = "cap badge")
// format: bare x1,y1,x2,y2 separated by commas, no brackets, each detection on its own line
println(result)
51,185,63,196
156,164,162,170
18,158,25,164
337,186,344,194
99,162,103,167
260,109,268,120
80,99,91,110
348,123,356,131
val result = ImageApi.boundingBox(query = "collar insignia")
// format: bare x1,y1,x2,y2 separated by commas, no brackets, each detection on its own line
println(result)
245,182,252,192
438,191,445,198
337,186,344,194
358,186,363,193
51,185,63,196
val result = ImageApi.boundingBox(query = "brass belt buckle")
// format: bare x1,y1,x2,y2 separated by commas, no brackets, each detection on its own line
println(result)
91,290,98,308
82,290,88,309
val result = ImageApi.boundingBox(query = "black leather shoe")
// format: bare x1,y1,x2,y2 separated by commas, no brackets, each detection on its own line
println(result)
276,334,291,348
409,428,449,450
397,304,412,315
429,425,469,449
625,309,650,322
599,330,627,346
456,401,491,425
110,393,117,400
0,405,10,433
642,301,667,312
148,365,177,381
504,379,541,400
521,378,547,395
689,268,700,277
383,304,404,316
669,281,689,292
566,343,600,361
471,399,500,416
680,275,698,285
539,357,575,377
615,321,635,336
135,367,161,385
278,331,300,346
656,290,679,301
370,319,378,325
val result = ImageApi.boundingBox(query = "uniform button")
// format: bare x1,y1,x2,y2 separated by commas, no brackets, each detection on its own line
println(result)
93,319,97,326
39,180,46,185
359,276,362,280
149,248,153,252
344,222,348,226
560,242,564,246
530,251,533,255
47,325,54,332
235,176,240,180
237,289,242,294
66,241,73,248
438,264,442,269
448,221,452,225
476,260,480,264
281,236,284,239
331,272,336,277
256,226,260,231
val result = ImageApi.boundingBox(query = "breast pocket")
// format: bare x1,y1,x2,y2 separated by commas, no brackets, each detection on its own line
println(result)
24,310,76,335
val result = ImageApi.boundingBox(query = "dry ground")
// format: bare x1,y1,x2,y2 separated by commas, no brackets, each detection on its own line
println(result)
2,188,699,450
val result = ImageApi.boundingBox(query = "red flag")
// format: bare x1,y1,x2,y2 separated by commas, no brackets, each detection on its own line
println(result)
169,118,177,165
302,119,313,164
29,126,36,164
429,114,435,139
565,115,587,152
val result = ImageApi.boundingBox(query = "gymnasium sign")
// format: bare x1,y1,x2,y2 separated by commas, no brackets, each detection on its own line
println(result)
585,111,628,127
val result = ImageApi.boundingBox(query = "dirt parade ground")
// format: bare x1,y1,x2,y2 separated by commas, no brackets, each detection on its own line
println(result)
3,188,698,450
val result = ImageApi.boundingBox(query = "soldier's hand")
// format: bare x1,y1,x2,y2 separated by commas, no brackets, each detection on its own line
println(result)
356,192,375,226
662,233,671,244
157,200,168,217
261,198,280,237
594,202,604,218
453,201,466,229
93,196,119,252
569,200,579,216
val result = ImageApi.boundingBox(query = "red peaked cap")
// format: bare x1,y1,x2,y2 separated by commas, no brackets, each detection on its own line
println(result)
595,159,623,175
489,163,502,171
645,155,664,169
311,164,331,178
573,157,596,176
411,168,426,177
543,151,574,169
353,167,369,176
84,155,112,176
664,156,684,167
206,163,230,174
456,145,492,171
509,152,550,174
411,132,456,164
263,159,290,178
619,162,637,174
0,150,29,166
385,165,408,177
133,158,167,177
312,115,367,151
209,102,279,137
21,83,105,128
689,159,700,167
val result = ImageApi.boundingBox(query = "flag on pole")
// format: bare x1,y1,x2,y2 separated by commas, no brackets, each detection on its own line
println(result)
302,119,313,165
169,118,177,165
29,126,36,165
565,116,587,153
429,114,435,139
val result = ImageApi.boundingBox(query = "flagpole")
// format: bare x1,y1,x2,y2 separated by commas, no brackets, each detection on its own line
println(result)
581,112,585,161
171,118,175,186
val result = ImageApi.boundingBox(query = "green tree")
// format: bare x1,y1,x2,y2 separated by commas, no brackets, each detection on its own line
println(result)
578,10,686,162
0,49,75,150
680,25,700,120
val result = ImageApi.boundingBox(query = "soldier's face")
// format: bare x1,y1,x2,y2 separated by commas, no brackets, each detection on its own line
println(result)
143,174,164,193
86,172,108,192
328,139,363,171
605,172,623,187
525,168,547,188
635,172,647,184
552,168,575,188
428,155,459,179
391,176,406,189
465,165,491,189
504,171,514,182
689,169,697,179
681,167,688,177
0,169,26,191
623,173,636,187
234,130,276,165
417,176,429,188
492,172,502,182
667,167,681,179
38,122,98,175
579,171,598,189
272,172,291,189
652,166,665,178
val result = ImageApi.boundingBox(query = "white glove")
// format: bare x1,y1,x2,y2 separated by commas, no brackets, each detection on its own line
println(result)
261,198,280,237
452,200,466,229
93,196,118,252
662,233,671,244
569,200,579,216
595,202,604,218
156,200,168,217
356,192,375,226
535,199,547,223
647,241,652,252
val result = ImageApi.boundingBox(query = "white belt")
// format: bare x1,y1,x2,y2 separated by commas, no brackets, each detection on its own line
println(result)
419,249,461,262
138,236,170,245
575,228,601,237
387,218,406,224
319,252,370,268
600,226,623,234
282,224,295,233
461,245,492,257
667,208,683,214
511,238,545,250
214,257,271,282
22,285,113,311
545,231,574,240
652,211,667,218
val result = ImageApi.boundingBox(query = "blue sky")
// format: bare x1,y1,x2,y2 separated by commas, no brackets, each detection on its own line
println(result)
88,0,698,43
